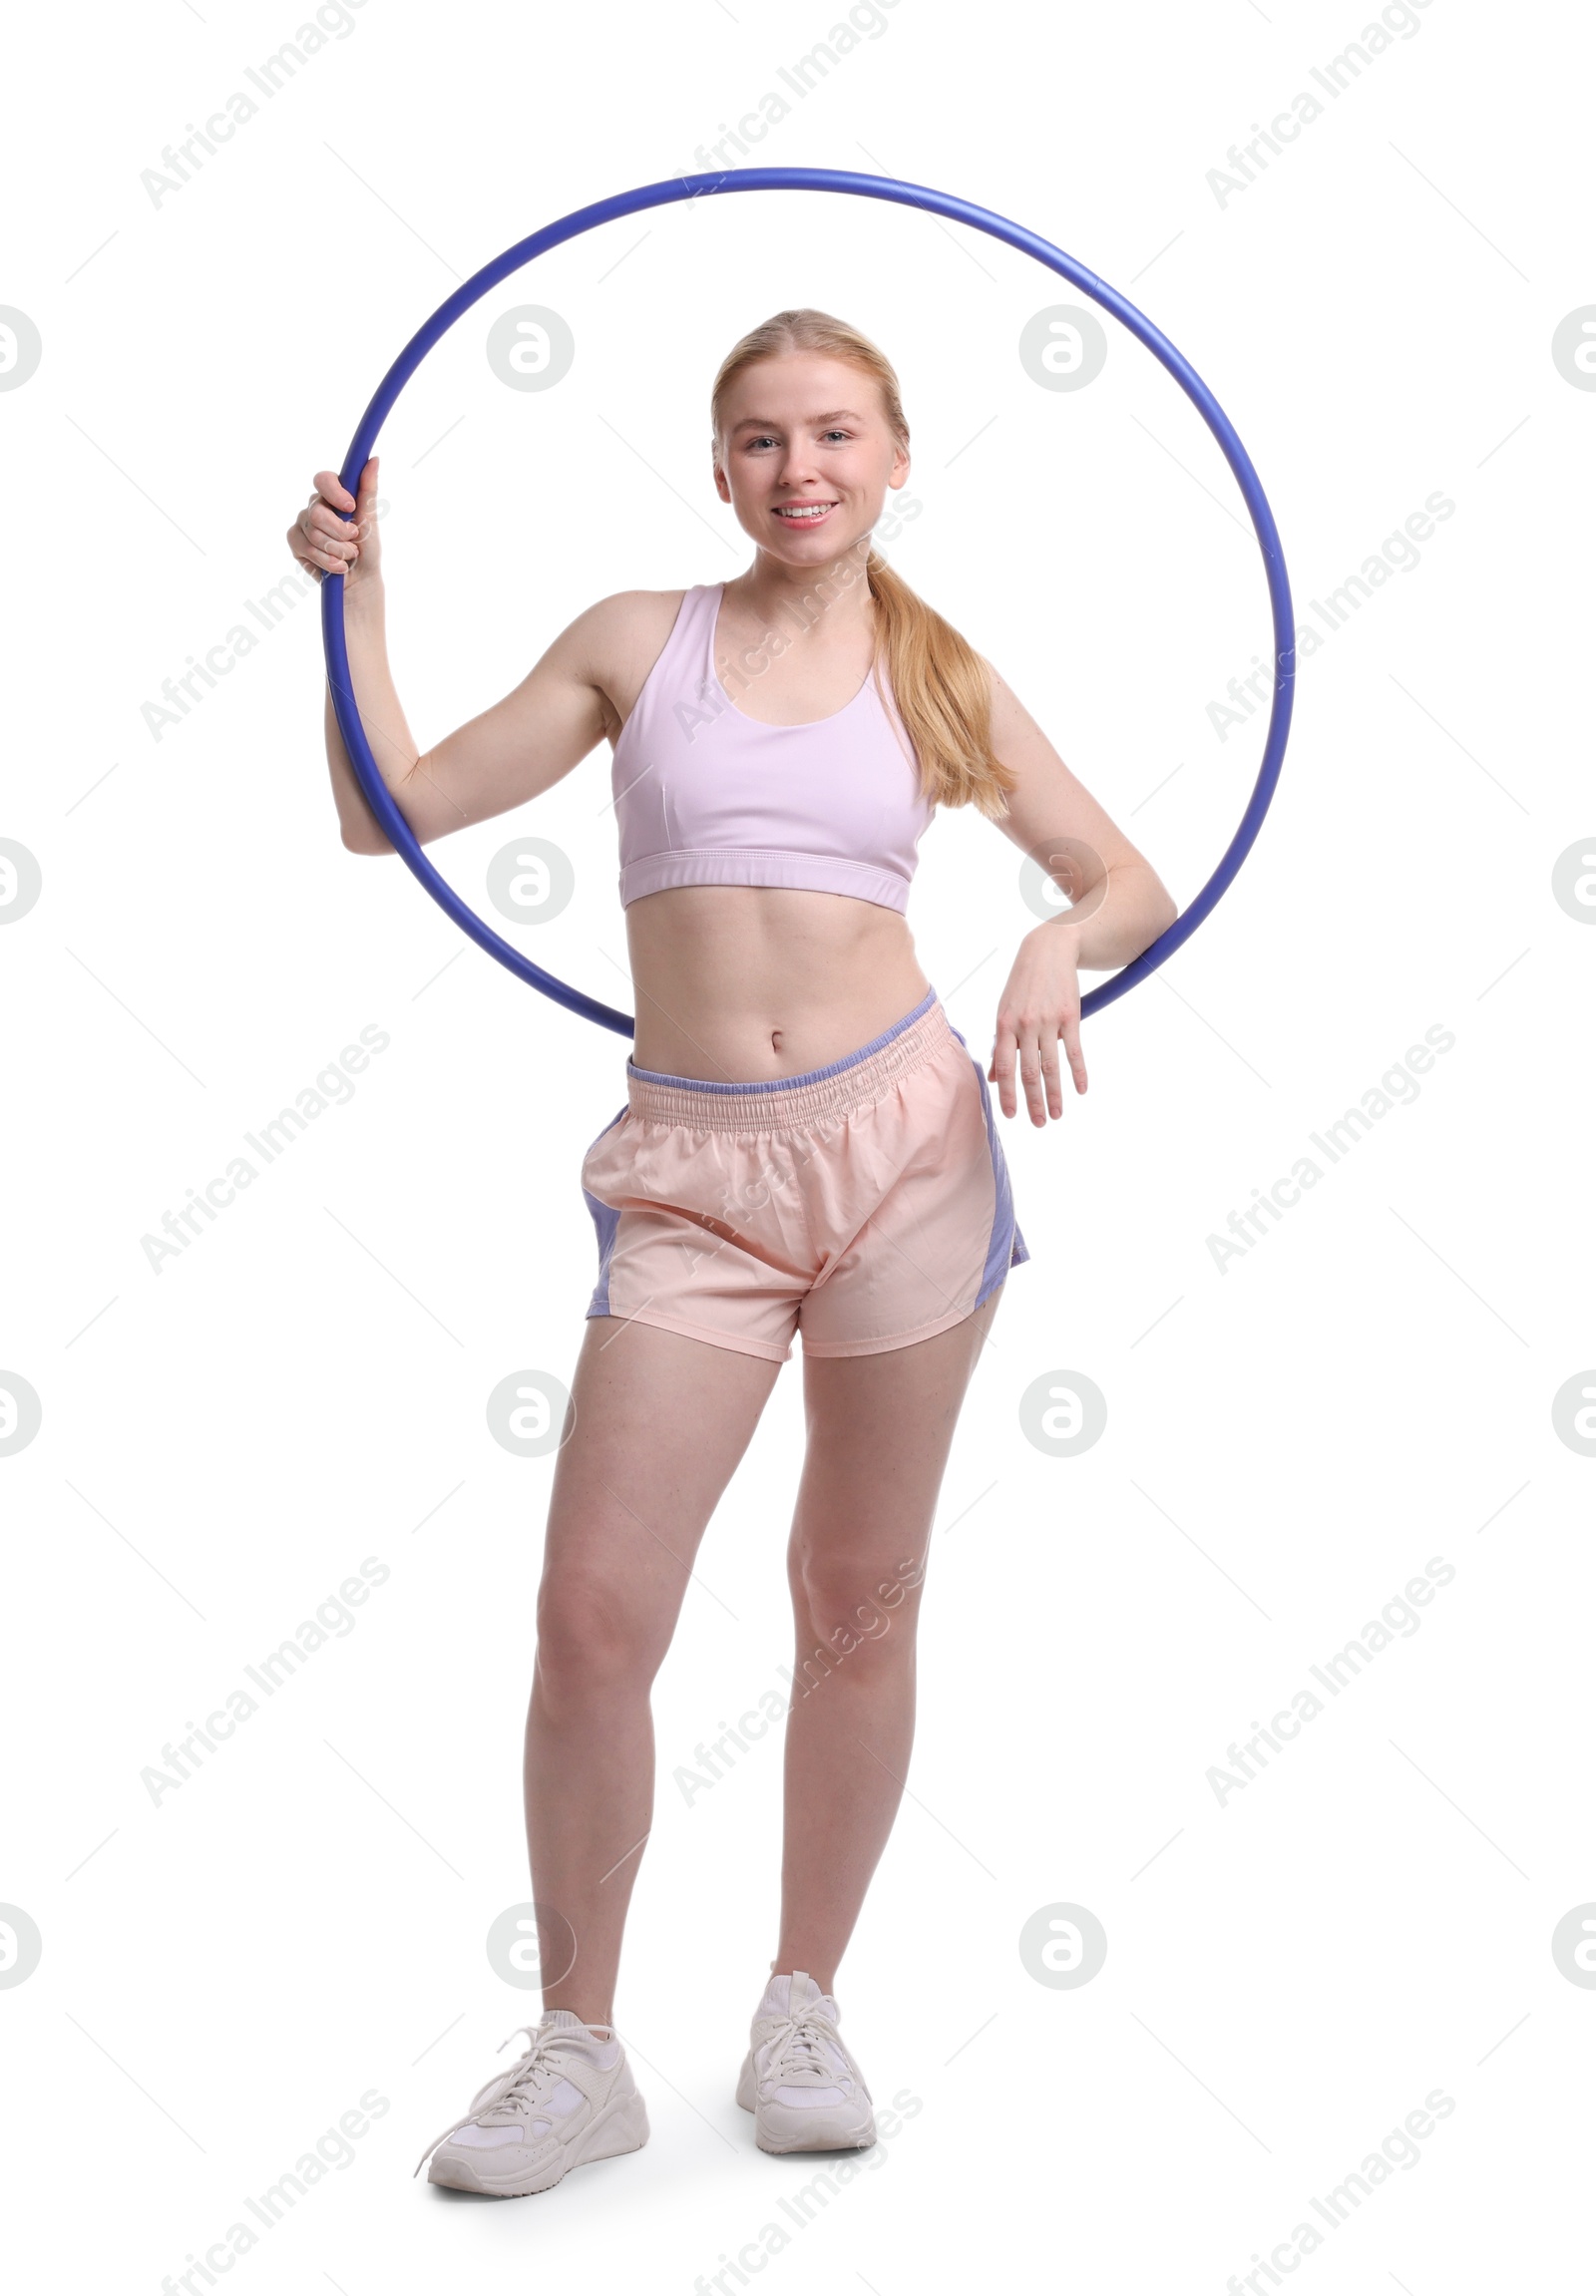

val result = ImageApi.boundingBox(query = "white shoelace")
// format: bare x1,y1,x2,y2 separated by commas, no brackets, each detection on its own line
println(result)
412,2024,602,2175
756,2001,853,2094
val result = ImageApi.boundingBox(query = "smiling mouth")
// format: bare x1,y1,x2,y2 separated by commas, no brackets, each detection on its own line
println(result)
773,501,839,522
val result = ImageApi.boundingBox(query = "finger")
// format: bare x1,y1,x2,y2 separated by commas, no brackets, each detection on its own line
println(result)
312,520,359,561
301,506,358,559
353,454,381,539
1059,1007,1088,1098
1017,1029,1046,1127
292,536,351,575
313,467,357,515
1037,1023,1064,1121
989,1019,1019,1118
298,514,353,558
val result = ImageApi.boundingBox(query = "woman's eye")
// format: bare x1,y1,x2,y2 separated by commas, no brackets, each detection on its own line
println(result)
745,431,851,450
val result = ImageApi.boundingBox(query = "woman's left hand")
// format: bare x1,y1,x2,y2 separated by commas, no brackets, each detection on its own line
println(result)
988,925,1087,1124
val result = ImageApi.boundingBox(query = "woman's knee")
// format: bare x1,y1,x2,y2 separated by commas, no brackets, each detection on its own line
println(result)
535,1570,659,1704
791,1550,926,1661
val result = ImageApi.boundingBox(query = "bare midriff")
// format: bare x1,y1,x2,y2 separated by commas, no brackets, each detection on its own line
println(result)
623,883,933,1083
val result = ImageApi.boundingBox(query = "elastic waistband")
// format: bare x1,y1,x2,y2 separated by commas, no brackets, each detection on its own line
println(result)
625,985,951,1132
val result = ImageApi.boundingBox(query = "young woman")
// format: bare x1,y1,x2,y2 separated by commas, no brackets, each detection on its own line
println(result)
288,307,1176,2199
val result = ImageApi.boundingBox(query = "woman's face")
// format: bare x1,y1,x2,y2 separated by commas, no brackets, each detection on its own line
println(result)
713,352,910,566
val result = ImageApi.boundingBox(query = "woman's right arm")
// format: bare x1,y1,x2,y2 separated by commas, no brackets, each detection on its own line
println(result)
288,458,616,857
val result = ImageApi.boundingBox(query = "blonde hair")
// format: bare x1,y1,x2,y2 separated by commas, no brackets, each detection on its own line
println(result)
709,308,1016,820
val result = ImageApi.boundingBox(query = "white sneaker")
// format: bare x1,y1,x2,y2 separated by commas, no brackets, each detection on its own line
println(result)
735,1970,876,2152
415,2009,648,2197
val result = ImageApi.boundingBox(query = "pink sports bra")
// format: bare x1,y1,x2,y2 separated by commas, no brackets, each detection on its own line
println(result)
609,582,935,913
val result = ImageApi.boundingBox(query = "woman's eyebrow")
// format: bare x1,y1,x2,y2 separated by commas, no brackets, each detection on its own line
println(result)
730,408,866,431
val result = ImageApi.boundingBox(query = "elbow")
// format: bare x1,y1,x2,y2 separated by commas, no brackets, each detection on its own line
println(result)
1125,878,1178,958
1137,865,1179,938
341,822,392,857
1144,894,1179,953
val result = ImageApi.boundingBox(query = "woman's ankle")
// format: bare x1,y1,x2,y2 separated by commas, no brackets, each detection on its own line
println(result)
543,1996,615,2029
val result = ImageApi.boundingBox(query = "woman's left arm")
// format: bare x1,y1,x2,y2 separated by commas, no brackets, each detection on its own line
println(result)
978,657,1180,1126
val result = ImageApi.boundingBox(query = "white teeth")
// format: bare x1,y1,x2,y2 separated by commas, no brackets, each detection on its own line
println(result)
777,504,834,519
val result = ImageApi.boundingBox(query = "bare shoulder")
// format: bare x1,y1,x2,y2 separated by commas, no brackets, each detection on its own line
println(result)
552,587,693,740
972,650,1034,732
974,651,1023,702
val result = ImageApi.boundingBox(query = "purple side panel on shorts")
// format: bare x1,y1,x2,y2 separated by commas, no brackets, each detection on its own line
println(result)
582,1105,629,1317
945,1016,1031,1307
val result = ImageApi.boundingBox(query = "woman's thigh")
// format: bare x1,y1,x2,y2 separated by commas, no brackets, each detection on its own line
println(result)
788,1286,1003,1617
538,1315,782,1674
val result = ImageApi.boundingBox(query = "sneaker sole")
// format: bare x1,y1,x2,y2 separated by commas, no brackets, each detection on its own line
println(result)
427,2090,649,2197
735,2050,876,2153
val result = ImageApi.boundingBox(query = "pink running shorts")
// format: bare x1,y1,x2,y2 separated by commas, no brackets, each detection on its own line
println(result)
580,985,1029,1362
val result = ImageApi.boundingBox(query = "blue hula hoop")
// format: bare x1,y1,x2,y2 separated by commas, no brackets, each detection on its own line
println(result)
322,166,1294,1040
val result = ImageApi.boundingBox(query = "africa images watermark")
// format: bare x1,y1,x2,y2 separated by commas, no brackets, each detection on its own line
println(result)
676,0,906,179
673,1554,925,1807
139,0,378,209
140,1557,391,1806
1206,491,1455,744
673,515,924,744
691,2089,923,2295
139,1024,391,1275
1206,1024,1456,1274
1204,0,1441,209
160,2087,390,2293
141,505,388,745
1206,1556,1456,1807
1223,2088,1455,2291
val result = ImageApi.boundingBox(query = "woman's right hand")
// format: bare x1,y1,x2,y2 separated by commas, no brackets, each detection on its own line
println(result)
288,457,382,597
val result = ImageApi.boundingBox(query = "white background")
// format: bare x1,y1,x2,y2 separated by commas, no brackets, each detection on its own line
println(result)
2,0,1591,2287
